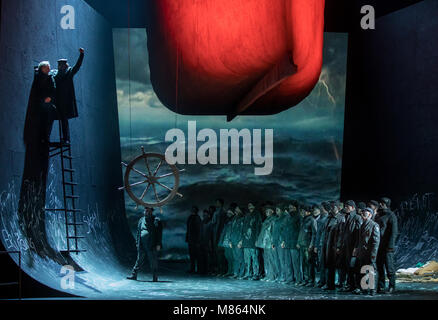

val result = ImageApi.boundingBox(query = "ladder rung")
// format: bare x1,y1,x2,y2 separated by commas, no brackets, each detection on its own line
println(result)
63,168,75,173
67,223,83,226
62,155,74,159
67,236,85,239
49,151,62,158
66,195,79,199
64,181,78,186
67,250,86,253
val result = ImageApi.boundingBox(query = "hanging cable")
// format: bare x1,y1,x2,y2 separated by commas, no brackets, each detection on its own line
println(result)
175,43,179,129
128,0,132,155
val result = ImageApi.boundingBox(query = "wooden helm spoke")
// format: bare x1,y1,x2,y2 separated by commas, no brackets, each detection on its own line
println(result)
139,183,152,200
156,181,172,192
156,172,174,179
129,180,148,188
151,183,160,202
156,181,183,198
144,156,152,176
153,159,163,176
131,166,147,177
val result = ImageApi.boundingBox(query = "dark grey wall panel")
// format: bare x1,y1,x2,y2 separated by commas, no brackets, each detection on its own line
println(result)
0,0,134,296
341,0,438,203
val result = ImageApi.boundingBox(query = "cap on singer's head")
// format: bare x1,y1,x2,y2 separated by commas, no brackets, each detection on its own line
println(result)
345,200,356,208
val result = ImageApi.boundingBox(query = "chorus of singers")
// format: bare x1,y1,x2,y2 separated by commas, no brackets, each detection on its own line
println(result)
186,198,398,295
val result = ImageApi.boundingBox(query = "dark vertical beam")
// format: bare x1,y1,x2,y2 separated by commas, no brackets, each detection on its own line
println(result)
0,0,2,41
340,0,438,204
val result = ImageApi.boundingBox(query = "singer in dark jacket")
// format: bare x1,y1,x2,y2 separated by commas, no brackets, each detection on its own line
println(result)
53,48,84,142
322,201,345,290
375,197,398,293
127,207,163,282
352,207,380,295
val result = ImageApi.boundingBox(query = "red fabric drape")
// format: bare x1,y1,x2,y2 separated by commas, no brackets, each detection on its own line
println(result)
147,0,325,117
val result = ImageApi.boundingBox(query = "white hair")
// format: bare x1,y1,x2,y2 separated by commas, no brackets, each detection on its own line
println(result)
38,61,50,70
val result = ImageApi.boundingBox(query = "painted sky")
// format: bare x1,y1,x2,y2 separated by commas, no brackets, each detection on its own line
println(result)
113,29,348,140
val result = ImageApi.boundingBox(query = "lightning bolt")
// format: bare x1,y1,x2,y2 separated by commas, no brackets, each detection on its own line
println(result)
318,68,336,105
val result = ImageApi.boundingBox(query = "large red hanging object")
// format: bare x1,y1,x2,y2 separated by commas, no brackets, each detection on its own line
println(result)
146,0,325,120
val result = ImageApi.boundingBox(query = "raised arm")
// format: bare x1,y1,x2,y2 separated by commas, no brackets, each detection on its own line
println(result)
71,48,85,76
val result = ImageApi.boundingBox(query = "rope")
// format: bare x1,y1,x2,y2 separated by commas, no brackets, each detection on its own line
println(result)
175,43,179,129
128,0,132,154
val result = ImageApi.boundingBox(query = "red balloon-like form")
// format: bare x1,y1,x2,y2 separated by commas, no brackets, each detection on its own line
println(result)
146,0,325,120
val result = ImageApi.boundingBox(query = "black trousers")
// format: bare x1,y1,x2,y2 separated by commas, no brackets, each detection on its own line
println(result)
345,253,356,289
188,243,200,272
377,250,396,290
317,247,327,285
132,241,159,277
199,246,210,274
59,117,70,141
40,102,57,142
300,247,316,283
337,252,347,286
326,266,336,289
216,246,227,274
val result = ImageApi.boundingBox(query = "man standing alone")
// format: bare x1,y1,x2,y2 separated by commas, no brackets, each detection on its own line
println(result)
127,207,163,282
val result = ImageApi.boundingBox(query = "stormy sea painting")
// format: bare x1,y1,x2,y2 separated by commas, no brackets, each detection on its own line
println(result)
114,31,348,260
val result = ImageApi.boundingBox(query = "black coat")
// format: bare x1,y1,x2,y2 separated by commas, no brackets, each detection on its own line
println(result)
297,215,317,248
53,52,84,119
286,212,301,248
322,212,345,267
315,213,328,249
340,210,363,257
242,211,262,248
186,214,202,244
200,218,214,250
212,207,226,245
356,219,380,264
23,71,56,144
375,209,398,252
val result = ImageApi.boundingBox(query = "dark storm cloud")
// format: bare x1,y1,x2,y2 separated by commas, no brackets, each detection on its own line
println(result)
113,28,150,85
116,80,163,109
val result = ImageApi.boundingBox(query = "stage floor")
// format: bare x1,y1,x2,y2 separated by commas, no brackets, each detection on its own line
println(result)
47,263,438,300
